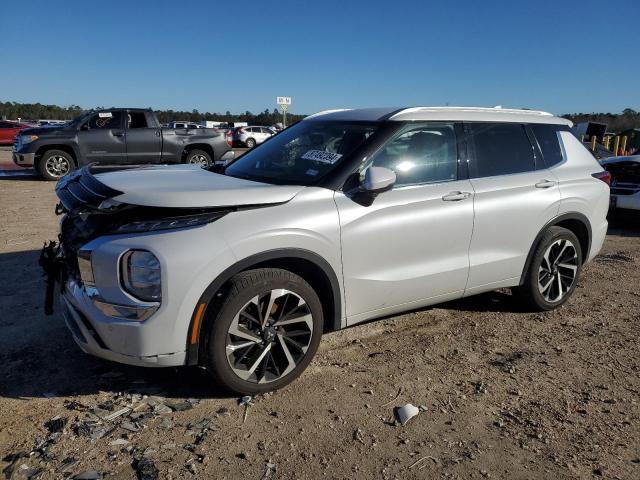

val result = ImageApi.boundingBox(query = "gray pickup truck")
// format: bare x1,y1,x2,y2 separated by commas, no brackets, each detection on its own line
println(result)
13,108,233,180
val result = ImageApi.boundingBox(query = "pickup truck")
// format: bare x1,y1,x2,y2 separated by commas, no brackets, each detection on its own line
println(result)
12,108,233,180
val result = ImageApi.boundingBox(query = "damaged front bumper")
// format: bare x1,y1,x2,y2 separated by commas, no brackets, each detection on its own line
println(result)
60,278,186,367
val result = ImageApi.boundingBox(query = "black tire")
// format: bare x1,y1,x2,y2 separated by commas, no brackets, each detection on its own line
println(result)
185,149,212,168
36,149,75,181
516,226,582,311
202,268,323,394
245,138,256,148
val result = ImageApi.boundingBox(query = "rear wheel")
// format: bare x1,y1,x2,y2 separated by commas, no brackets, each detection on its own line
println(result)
37,149,75,181
203,268,323,394
517,226,582,311
245,138,256,148
186,149,212,168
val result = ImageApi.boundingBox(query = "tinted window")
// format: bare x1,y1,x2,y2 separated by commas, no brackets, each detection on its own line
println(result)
88,112,123,130
127,112,148,129
366,123,457,187
468,123,534,177
0,122,10,128
530,124,563,167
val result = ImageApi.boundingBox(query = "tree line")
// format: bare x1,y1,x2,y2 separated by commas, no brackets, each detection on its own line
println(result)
0,101,305,126
2,101,639,132
562,108,640,133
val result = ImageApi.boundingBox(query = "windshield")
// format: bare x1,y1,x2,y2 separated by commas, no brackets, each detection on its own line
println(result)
224,121,378,185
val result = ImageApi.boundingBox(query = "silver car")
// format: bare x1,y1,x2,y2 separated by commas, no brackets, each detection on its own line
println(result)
48,107,610,394
234,125,275,148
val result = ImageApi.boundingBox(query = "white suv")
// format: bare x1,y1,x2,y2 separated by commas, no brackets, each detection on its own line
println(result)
46,107,610,394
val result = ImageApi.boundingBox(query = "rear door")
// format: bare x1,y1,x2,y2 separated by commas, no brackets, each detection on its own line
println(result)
124,110,162,164
464,122,561,294
77,111,127,164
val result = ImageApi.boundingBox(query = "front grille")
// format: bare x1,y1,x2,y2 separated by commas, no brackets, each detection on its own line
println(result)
56,167,123,212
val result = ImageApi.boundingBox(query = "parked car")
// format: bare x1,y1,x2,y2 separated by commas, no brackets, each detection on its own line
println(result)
0,120,30,145
233,125,275,148
600,155,640,210
43,106,609,394
13,108,233,180
166,121,203,129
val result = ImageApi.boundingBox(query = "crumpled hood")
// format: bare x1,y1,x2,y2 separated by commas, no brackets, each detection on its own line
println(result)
95,164,305,208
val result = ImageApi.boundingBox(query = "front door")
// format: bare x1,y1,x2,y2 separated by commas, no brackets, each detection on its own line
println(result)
77,111,127,164
335,122,474,324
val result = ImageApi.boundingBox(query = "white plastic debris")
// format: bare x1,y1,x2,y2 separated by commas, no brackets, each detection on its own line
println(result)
395,403,420,426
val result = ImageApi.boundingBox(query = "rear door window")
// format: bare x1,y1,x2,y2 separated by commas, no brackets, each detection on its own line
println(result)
530,124,565,167
468,123,535,177
127,112,148,129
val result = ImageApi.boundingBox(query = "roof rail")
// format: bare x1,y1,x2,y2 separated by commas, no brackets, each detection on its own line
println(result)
305,109,352,119
390,106,554,119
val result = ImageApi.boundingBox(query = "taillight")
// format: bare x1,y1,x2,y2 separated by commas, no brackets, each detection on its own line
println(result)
592,171,611,186
225,131,233,147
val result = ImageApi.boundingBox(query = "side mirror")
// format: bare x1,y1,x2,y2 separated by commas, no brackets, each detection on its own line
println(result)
361,166,396,195
80,123,89,131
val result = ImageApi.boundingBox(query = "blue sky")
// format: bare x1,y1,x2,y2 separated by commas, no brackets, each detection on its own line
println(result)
2,0,638,115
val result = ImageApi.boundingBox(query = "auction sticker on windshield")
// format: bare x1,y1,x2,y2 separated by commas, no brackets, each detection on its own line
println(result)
301,150,343,164
98,112,113,118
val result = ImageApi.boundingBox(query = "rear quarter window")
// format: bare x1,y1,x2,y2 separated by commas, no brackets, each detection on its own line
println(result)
530,124,566,168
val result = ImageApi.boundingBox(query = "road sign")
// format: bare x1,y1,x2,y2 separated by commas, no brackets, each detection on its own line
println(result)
277,97,291,128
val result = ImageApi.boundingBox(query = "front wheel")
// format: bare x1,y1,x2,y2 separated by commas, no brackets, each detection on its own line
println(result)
37,149,75,181
245,138,256,148
185,149,212,168
516,226,582,311
203,268,323,394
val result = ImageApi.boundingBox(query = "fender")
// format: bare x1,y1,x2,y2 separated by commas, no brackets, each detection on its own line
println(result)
519,212,592,285
185,248,342,365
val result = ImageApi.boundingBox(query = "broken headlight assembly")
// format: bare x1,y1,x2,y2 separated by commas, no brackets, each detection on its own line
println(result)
112,211,227,235
121,250,162,302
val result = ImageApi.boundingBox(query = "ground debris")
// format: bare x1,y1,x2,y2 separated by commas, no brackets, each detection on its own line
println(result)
395,404,420,426
133,457,159,480
44,416,67,433
72,471,103,480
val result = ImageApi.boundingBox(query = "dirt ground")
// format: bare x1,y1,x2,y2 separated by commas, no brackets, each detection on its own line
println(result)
0,161,638,479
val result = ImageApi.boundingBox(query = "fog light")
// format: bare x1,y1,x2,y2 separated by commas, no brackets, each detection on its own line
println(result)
77,249,95,287
121,250,161,301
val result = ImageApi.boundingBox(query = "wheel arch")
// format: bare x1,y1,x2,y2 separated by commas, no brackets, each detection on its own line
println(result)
519,212,592,285
185,248,342,365
182,143,215,163
35,144,78,167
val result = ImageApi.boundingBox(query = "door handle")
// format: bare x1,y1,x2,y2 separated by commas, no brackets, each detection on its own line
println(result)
535,179,556,188
442,191,472,201
113,131,125,137
155,130,161,137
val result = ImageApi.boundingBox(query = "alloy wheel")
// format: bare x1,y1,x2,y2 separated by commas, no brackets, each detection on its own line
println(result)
45,155,70,178
225,288,314,384
538,239,578,302
188,154,209,168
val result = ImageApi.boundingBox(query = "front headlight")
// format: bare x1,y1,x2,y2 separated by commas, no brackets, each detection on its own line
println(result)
112,211,227,235
20,134,38,145
121,250,161,302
